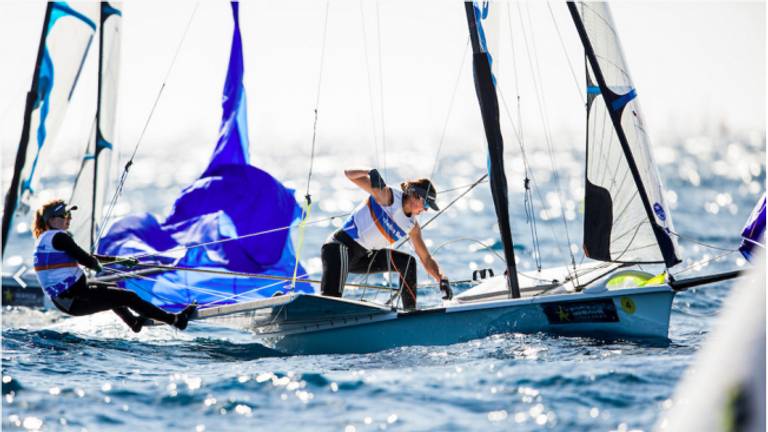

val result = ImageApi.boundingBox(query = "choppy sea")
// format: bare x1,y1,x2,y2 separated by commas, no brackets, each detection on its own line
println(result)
2,129,765,431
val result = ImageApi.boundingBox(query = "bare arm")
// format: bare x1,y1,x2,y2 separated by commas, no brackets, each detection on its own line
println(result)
344,169,392,206
408,223,443,282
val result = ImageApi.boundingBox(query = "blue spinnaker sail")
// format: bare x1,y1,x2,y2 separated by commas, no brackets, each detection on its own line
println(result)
739,193,766,262
98,2,312,311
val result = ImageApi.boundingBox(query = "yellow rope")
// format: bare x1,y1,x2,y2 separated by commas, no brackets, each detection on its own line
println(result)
290,198,313,290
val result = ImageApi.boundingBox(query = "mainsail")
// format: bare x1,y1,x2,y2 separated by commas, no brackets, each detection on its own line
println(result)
98,2,313,311
464,1,521,298
69,2,122,252
568,2,681,267
2,2,98,254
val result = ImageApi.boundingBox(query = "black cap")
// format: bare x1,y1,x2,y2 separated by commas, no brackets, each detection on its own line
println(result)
43,202,78,222
411,183,439,211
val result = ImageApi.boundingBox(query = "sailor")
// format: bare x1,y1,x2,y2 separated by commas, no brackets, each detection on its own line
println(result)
32,199,196,333
321,169,452,310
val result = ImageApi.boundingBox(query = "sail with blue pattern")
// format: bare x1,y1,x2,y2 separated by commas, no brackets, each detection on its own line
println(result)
2,2,98,254
98,2,313,311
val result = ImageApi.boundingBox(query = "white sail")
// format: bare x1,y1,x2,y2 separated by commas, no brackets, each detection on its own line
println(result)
70,3,122,251
15,3,98,219
575,2,681,266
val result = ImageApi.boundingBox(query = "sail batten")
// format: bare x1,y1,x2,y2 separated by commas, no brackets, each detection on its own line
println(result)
568,1,681,268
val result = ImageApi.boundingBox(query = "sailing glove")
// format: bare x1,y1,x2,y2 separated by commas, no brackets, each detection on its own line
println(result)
369,169,386,190
440,278,453,300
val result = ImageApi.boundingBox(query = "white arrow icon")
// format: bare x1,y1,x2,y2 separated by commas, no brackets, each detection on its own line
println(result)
13,265,28,288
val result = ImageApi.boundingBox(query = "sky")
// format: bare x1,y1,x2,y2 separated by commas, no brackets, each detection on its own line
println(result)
0,1,765,178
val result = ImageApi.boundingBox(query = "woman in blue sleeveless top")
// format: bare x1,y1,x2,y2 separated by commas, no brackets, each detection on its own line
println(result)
32,199,196,333
320,169,451,310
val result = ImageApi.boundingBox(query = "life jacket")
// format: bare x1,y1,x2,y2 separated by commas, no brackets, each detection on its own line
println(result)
33,229,84,298
341,188,416,250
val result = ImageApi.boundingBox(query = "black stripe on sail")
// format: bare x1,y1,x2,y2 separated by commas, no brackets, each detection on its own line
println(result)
2,4,54,255
464,2,520,298
567,2,680,268
583,180,613,261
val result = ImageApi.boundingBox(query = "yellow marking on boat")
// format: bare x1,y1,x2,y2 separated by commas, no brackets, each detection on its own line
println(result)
620,296,636,314
640,272,667,287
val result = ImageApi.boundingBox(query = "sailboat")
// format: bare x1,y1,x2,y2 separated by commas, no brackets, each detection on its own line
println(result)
2,2,120,307
4,2,749,356
151,1,743,355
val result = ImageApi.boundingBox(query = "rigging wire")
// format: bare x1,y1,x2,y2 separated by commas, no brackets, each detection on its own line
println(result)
292,0,331,290
358,0,381,169
394,174,487,250
375,0,387,178
99,265,302,309
501,4,542,271
428,38,470,182
126,212,351,262
96,2,200,250
545,1,585,106
438,179,489,194
669,231,741,253
515,3,578,274
669,250,739,279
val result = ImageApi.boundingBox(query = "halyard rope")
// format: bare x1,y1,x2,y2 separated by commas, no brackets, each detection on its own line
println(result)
292,0,330,290
96,3,200,250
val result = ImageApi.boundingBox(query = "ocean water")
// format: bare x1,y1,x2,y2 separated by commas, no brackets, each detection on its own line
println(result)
2,130,764,431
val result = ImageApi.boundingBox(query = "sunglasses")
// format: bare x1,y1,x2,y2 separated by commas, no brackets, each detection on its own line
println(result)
417,195,429,211
52,211,72,220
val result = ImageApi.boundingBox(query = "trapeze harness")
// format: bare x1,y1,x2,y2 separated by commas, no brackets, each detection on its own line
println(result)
321,188,419,309
34,229,87,302
33,229,177,328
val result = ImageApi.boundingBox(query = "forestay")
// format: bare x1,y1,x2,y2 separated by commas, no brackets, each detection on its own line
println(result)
2,2,97,254
70,2,122,252
570,2,681,267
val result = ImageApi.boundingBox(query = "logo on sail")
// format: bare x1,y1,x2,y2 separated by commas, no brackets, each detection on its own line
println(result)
653,203,666,221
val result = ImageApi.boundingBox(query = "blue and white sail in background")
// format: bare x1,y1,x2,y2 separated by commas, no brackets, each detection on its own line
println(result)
70,2,122,252
2,2,98,254
99,2,313,311
739,193,766,262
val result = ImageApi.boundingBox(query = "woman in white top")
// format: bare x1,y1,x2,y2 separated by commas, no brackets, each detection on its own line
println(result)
320,169,449,310
33,199,196,332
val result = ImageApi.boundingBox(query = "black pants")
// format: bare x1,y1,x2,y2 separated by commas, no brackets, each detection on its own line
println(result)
321,232,418,309
53,276,176,327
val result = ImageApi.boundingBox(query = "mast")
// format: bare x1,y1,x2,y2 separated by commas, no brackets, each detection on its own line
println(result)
91,3,106,252
1,4,54,256
567,1,680,268
83,2,121,252
464,2,520,298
